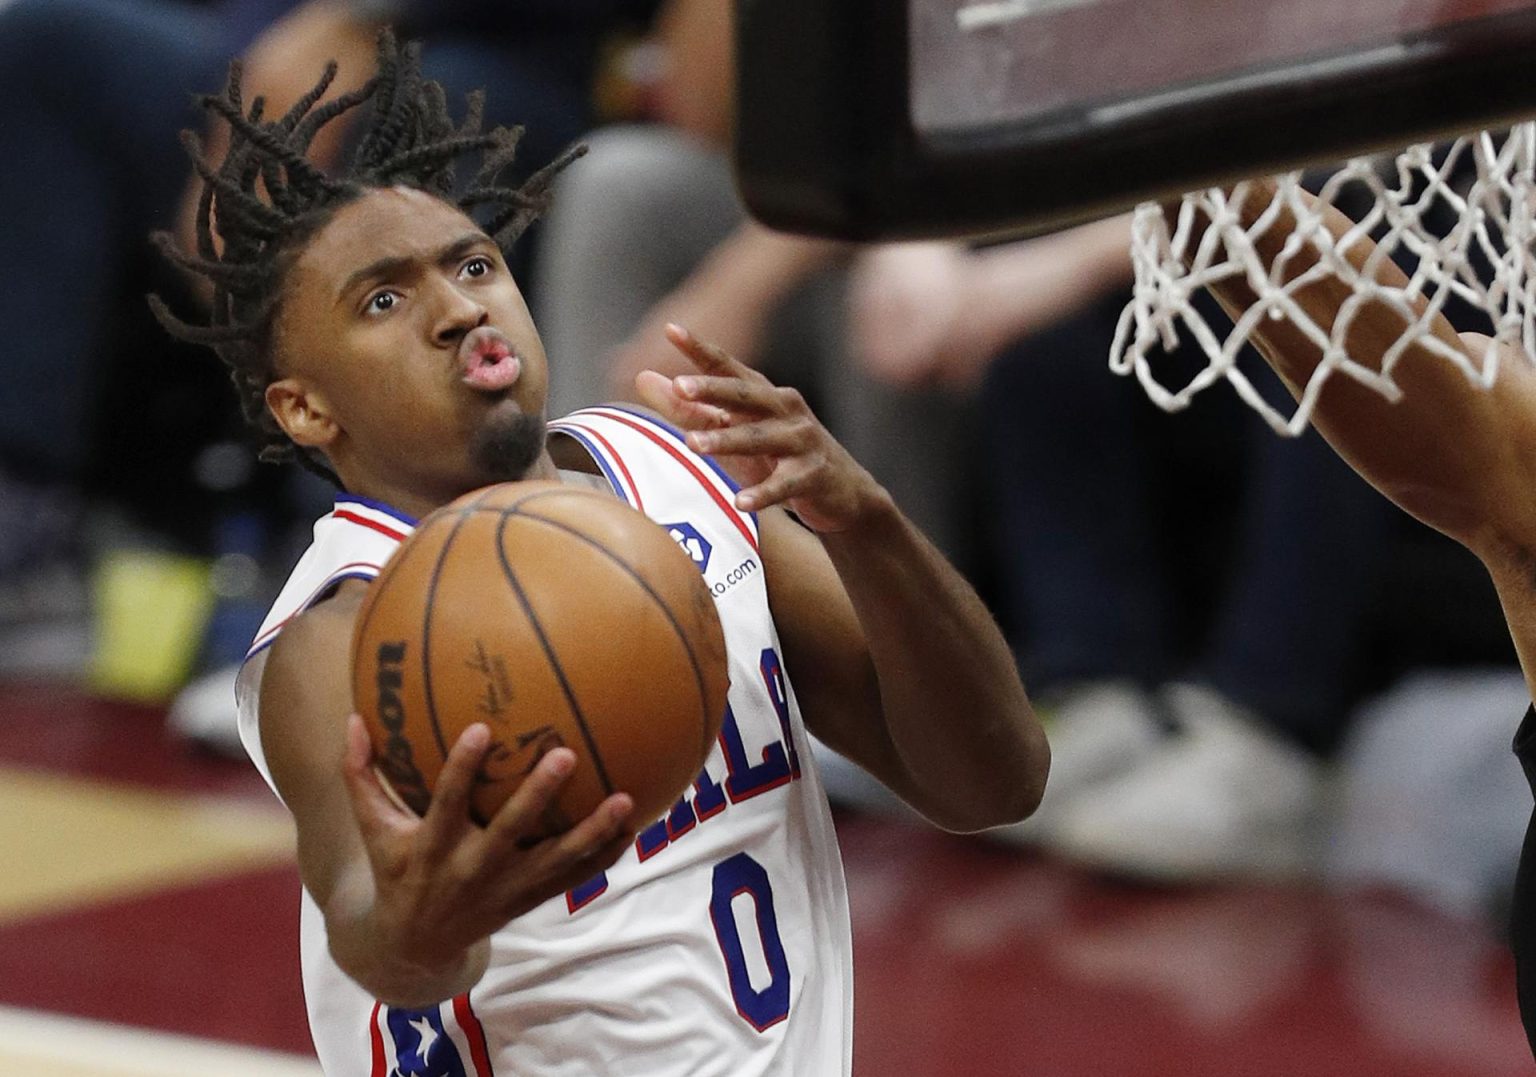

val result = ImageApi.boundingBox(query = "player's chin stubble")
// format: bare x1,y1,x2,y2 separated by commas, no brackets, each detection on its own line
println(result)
471,409,547,483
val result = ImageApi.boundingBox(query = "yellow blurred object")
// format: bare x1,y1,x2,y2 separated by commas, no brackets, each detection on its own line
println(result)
89,550,214,702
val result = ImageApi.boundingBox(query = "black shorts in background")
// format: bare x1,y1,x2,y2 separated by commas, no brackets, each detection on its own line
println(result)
1511,706,1536,1059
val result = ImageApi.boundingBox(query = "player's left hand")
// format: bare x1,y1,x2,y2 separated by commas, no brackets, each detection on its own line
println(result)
633,324,889,533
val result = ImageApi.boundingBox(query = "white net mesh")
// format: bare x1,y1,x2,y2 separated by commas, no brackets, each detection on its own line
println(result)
1110,122,1536,434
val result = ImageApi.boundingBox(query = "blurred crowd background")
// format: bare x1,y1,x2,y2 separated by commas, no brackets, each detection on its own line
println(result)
1,0,1532,953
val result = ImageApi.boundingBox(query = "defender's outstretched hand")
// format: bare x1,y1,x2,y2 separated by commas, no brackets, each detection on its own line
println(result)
634,324,888,532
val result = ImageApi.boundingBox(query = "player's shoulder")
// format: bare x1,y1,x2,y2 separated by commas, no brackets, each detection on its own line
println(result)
263,579,370,686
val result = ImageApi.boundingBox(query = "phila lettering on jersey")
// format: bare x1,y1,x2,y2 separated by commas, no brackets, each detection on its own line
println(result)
234,406,853,1077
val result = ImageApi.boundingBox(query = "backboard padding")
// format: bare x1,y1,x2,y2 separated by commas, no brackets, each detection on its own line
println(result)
735,0,1536,239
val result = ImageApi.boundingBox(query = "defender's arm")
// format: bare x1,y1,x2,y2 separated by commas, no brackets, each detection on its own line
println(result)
1193,183,1536,702
1193,181,1536,550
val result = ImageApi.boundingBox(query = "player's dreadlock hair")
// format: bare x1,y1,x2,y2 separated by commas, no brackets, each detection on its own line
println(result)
148,30,583,485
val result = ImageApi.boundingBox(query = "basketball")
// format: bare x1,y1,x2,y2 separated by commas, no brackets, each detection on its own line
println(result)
350,480,729,834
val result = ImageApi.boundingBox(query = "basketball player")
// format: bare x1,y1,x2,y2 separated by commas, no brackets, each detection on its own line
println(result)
150,33,1048,1075
1170,180,1536,1054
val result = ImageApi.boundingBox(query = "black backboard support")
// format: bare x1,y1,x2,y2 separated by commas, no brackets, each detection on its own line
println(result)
734,0,1536,239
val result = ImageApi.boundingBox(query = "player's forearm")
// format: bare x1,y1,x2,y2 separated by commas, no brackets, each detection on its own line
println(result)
1205,181,1510,543
322,859,491,1008
1223,181,1501,413
819,497,1047,832
1206,180,1462,386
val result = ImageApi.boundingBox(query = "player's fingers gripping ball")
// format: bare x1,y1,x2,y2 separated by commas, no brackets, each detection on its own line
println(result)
351,481,730,836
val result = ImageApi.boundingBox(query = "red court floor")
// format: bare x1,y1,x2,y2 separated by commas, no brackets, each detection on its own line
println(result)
1,678,1531,1075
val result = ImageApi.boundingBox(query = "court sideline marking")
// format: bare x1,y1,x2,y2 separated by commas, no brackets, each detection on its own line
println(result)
0,764,293,922
0,1005,321,1075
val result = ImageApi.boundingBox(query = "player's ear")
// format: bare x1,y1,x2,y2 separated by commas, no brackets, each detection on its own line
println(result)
266,377,340,450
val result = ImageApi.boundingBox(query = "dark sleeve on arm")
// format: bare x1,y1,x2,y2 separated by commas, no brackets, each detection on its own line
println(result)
1511,705,1536,1060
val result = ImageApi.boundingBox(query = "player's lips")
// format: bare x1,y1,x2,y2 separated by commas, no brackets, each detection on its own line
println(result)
459,326,522,392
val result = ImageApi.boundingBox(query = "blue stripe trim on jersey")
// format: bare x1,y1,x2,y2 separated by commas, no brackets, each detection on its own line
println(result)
241,570,380,662
548,424,636,508
599,405,760,538
244,637,275,663
335,493,419,527
605,404,744,495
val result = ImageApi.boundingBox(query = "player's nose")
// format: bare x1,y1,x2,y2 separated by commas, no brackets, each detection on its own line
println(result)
430,280,489,348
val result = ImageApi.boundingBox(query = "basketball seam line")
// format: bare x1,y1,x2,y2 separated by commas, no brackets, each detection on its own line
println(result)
421,510,480,764
493,511,617,797
508,506,719,763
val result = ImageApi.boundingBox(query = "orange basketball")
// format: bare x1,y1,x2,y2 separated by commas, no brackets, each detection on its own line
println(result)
350,480,729,835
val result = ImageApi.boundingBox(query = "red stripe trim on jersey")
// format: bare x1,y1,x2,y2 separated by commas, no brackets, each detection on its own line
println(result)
597,410,758,552
335,493,418,527
589,406,755,538
453,993,496,1076
368,1001,386,1077
554,419,645,510
605,404,748,498
334,508,410,543
244,561,383,658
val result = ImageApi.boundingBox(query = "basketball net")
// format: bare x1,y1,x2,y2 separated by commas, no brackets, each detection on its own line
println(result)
1111,122,1536,434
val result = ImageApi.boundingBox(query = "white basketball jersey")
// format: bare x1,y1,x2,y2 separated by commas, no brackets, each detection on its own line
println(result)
235,406,853,1077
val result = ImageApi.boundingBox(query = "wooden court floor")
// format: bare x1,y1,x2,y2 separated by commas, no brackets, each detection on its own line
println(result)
0,678,1531,1076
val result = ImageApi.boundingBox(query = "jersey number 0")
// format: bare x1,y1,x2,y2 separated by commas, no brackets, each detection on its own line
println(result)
710,851,791,1031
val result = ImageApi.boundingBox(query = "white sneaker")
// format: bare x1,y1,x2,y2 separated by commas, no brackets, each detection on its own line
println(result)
1043,683,1321,881
167,662,245,758
986,680,1163,845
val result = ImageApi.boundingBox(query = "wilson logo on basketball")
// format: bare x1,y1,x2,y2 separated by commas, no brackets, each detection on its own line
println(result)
350,481,730,834
374,641,431,813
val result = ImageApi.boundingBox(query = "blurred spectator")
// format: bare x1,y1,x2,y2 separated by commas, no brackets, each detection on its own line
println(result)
847,226,1403,880
0,0,266,679
992,296,1396,879
845,219,1134,395
0,0,659,733
846,212,1529,897
534,0,979,565
534,0,1394,867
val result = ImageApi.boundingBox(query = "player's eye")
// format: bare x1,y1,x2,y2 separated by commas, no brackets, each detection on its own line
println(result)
364,290,400,316
461,255,493,279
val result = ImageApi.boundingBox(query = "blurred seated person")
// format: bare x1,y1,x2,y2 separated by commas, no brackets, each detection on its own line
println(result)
0,0,656,555
534,0,978,565
848,226,1402,881
0,0,658,730
0,0,279,607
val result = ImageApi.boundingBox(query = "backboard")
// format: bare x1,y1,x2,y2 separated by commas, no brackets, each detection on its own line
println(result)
734,0,1536,239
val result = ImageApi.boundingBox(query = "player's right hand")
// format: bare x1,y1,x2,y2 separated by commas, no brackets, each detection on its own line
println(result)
340,715,635,971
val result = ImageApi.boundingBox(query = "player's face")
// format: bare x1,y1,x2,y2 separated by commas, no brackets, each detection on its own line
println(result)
269,186,552,510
